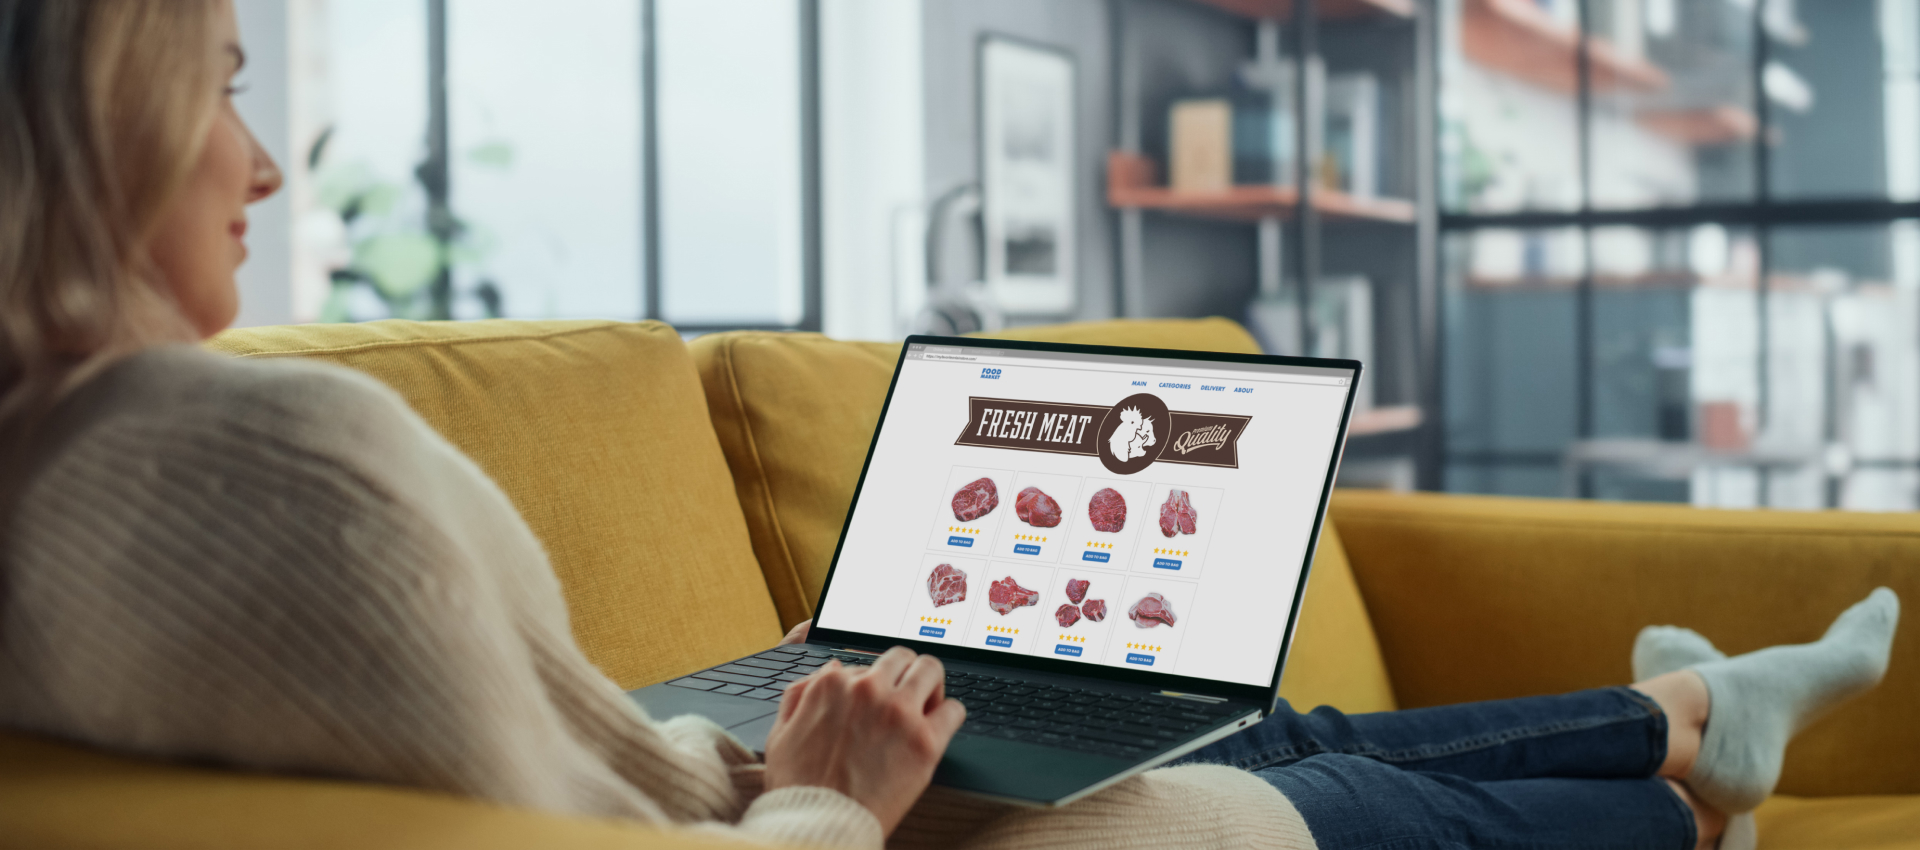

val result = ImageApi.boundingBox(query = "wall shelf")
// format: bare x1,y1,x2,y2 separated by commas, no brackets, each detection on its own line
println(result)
1637,106,1758,146
1191,0,1415,22
1349,405,1423,437
1107,152,1416,223
1462,0,1668,95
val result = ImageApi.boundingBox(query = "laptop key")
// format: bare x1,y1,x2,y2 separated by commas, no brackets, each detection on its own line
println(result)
774,671,811,683
712,683,755,696
790,656,829,667
742,688,784,700
734,657,795,672
754,650,803,661
715,664,786,679
693,670,775,688
766,680,795,692
668,677,721,691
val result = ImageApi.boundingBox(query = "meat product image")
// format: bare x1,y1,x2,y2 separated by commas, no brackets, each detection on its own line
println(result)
1158,489,1198,537
987,576,1040,615
952,477,999,522
1088,487,1127,533
926,563,968,608
1065,577,1089,605
1128,592,1177,628
1014,486,1063,528
1054,603,1082,628
1082,598,1107,622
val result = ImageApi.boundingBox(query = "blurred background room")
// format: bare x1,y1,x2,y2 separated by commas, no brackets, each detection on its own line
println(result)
228,0,1920,511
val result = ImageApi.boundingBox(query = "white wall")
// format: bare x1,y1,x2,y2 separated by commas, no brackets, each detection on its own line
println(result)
232,0,295,327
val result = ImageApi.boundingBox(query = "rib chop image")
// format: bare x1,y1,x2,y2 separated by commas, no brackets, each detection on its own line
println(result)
951,477,999,522
1014,486,1063,528
1065,577,1089,605
987,576,1040,615
1128,592,1177,628
1055,603,1082,628
1158,489,1198,538
1082,598,1107,622
1088,487,1127,533
926,563,968,608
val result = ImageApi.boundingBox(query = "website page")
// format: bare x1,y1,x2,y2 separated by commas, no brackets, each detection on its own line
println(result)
814,344,1354,688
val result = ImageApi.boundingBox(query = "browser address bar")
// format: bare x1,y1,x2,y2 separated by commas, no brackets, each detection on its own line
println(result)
915,351,1349,386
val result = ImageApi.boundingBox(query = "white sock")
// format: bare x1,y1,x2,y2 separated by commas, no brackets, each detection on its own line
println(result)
1631,626,1753,850
1686,588,1900,814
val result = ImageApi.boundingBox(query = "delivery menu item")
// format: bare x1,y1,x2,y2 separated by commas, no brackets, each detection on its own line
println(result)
1088,487,1127,533
1055,603,1081,628
1082,598,1107,622
1014,486,1063,528
1158,489,1198,537
987,576,1040,615
927,563,968,608
952,477,1000,522
1065,577,1089,604
1128,592,1177,628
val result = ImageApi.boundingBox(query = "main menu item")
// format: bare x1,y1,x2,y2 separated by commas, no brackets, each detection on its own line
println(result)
1158,489,1198,538
1014,486,1063,527
927,563,968,607
1055,604,1081,627
1088,487,1127,532
1082,598,1108,622
1128,592,1178,628
952,477,1000,522
987,576,1040,615
1065,578,1089,604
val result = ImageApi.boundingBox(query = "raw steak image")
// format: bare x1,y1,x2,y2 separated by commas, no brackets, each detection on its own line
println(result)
987,576,1040,615
1088,487,1127,533
1065,577,1090,605
1158,489,1198,537
952,477,999,522
1055,603,1082,628
1128,592,1177,628
927,563,968,608
1082,599,1107,622
1014,486,1063,528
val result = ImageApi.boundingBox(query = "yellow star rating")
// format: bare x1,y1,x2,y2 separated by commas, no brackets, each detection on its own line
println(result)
946,525,982,535
1083,541,1114,549
918,616,953,625
986,625,1020,634
1151,547,1191,557
1013,533,1049,542
1057,634,1087,643
1124,641,1163,652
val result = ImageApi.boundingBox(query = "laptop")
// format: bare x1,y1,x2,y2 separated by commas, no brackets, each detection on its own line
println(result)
629,335,1360,807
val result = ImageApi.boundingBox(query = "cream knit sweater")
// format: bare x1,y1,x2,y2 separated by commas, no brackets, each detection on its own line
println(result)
0,346,1316,849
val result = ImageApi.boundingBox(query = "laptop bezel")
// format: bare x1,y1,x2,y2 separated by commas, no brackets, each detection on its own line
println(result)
803,334,1362,710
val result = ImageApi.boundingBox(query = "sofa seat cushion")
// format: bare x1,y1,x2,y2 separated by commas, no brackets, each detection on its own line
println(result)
691,318,1396,714
1754,794,1920,849
210,319,782,689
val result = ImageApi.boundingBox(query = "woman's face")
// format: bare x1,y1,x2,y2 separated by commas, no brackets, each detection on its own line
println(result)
146,1,282,339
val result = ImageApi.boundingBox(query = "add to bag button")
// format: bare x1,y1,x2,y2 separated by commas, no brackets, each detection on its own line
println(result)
986,635,1014,648
1126,653,1155,666
947,535,975,547
1153,557,1182,570
1013,543,1041,555
1081,550,1110,563
918,625,946,638
1054,644,1083,657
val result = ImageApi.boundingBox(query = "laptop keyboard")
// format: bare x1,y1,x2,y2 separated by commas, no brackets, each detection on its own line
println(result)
666,647,1244,758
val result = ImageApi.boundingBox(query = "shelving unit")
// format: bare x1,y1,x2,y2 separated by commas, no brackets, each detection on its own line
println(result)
1106,152,1416,223
1192,0,1414,22
1460,0,1666,95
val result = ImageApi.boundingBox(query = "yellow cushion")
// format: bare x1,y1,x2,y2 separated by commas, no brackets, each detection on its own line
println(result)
1330,489,1920,797
691,317,1397,713
210,320,782,689
1754,794,1920,849
0,731,751,850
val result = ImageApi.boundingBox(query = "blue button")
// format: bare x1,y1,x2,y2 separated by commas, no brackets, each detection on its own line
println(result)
918,625,946,638
1054,644,1083,657
1013,543,1041,556
1081,551,1110,563
1153,557,1182,570
1126,653,1155,666
947,535,974,547
986,635,1014,648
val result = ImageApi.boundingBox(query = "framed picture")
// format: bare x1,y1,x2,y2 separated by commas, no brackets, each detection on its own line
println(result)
979,36,1076,315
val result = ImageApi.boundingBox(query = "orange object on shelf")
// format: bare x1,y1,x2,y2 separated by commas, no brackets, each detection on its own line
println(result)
1191,0,1415,21
1637,106,1759,146
1461,0,1667,95
1106,151,1416,223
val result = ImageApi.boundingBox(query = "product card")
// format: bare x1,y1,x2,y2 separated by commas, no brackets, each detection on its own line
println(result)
896,553,987,645
1101,575,1199,671
961,560,1058,656
925,466,1015,554
989,471,1084,563
1060,476,1153,570
1130,483,1224,580
1030,570,1123,663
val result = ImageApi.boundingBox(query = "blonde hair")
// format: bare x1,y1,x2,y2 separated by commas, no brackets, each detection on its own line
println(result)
0,0,223,424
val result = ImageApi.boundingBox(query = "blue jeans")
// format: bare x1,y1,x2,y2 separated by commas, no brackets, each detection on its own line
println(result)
1170,687,1695,850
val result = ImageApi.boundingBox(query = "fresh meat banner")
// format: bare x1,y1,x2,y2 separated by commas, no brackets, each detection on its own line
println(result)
953,394,1250,474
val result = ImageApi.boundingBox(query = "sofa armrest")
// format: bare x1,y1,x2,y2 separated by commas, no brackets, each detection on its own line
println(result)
1328,490,1920,798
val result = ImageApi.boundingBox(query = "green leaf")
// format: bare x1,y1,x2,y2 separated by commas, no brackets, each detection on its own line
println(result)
354,232,443,299
467,140,515,169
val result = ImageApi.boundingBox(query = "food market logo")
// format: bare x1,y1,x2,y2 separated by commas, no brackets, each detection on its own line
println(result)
980,367,1001,379
954,393,1248,474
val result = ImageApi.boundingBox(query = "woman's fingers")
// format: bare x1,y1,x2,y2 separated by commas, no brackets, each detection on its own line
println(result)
866,646,917,687
778,619,812,646
929,696,967,738
898,653,947,712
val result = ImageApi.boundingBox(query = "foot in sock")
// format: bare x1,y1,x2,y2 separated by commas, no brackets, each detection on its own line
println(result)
1632,627,1753,850
1686,588,1900,814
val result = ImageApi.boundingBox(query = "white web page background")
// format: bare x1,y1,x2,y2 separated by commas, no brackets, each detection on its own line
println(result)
815,350,1352,688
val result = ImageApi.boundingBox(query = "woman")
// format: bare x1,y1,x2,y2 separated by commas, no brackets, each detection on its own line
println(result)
0,2,1900,849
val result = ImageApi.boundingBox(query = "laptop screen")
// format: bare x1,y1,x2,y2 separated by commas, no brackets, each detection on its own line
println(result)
811,339,1358,691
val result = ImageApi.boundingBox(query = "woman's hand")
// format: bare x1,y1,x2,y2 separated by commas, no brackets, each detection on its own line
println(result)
778,619,811,646
762,647,966,835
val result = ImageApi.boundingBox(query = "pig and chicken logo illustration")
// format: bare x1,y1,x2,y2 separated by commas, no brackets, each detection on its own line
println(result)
1107,406,1156,462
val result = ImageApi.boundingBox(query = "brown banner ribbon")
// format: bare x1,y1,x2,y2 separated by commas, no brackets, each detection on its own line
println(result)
953,396,1249,471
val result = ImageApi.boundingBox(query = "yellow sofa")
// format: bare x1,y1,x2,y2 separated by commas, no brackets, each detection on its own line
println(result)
1,318,1914,849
